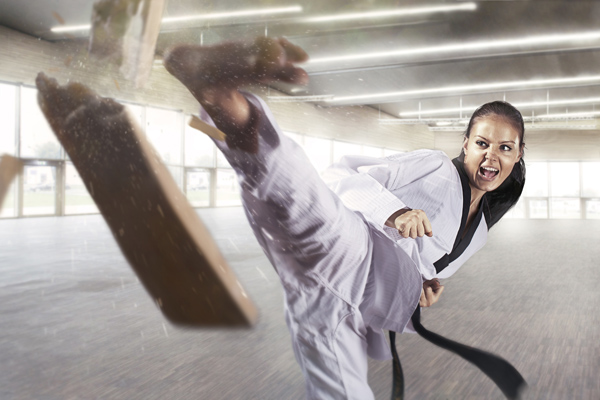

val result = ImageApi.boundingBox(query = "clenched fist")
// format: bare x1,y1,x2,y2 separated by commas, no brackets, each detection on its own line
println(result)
419,278,444,307
386,208,433,239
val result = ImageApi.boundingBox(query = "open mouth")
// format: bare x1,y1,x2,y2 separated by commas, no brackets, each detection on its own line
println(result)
479,166,499,180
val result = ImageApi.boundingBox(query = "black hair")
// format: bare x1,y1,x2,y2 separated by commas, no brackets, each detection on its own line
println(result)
458,101,526,228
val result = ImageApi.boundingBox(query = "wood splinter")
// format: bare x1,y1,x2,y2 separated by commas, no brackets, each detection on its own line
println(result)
88,0,166,88
0,155,23,211
188,115,227,142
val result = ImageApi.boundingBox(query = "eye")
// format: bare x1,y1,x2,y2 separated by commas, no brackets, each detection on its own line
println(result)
475,140,488,148
500,144,513,151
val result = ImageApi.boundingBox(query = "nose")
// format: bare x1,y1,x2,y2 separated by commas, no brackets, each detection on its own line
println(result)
485,146,499,162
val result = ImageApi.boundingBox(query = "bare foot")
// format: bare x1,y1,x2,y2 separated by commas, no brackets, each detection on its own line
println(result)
163,37,308,152
163,37,308,93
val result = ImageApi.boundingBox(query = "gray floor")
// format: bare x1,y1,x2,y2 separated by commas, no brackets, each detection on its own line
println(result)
0,208,598,400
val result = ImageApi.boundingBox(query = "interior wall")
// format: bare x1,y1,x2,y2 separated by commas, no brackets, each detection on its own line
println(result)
434,129,600,161
0,25,433,152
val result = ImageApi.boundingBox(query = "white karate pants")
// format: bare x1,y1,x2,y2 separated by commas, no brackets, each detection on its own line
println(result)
210,97,377,399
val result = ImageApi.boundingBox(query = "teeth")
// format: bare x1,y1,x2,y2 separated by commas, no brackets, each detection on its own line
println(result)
482,167,498,172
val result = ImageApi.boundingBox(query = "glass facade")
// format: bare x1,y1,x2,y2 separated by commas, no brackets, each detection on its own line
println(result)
64,162,98,215
19,87,61,160
504,161,600,219
1,81,599,219
0,83,16,156
22,164,57,216
0,82,244,218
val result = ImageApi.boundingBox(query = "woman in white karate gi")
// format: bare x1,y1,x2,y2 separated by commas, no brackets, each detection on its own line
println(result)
164,37,526,400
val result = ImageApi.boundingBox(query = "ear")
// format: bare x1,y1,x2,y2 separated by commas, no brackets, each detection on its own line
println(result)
517,142,524,162
462,136,469,155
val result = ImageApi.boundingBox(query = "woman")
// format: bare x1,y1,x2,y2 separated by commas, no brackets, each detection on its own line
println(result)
164,37,526,400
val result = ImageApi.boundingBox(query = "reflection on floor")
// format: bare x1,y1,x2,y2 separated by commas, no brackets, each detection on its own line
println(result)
0,208,598,399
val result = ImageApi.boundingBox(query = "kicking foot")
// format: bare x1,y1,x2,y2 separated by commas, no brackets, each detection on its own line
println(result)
163,37,309,153
163,37,308,93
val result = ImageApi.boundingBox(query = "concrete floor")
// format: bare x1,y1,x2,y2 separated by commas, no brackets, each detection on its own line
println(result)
0,208,598,400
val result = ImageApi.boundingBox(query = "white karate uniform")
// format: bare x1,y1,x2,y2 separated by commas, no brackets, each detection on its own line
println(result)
200,93,489,400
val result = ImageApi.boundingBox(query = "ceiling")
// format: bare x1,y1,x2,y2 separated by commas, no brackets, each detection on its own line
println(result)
1,1,600,130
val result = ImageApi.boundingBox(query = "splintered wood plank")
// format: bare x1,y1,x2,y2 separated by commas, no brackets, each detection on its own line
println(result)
35,72,257,327
0,155,23,211
89,0,166,87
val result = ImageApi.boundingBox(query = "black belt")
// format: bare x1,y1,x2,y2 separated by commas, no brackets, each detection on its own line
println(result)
389,306,526,400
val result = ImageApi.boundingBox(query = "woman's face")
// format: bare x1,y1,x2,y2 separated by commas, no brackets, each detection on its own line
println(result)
463,115,523,196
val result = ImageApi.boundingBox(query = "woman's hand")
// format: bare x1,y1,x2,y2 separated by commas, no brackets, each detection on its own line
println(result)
386,208,433,239
419,278,444,307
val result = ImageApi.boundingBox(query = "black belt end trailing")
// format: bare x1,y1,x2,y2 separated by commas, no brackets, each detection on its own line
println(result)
389,306,527,400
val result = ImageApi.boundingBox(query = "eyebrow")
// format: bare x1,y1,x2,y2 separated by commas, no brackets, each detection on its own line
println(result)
475,135,516,144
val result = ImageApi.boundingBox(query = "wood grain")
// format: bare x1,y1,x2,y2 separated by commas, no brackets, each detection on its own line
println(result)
0,154,23,210
34,73,257,326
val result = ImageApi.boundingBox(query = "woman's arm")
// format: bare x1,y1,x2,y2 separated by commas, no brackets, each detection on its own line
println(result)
323,151,446,238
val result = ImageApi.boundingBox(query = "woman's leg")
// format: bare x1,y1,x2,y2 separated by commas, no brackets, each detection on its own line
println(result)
165,39,375,398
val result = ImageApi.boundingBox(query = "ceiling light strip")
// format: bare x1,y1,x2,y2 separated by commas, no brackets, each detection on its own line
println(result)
51,24,92,33
538,110,600,118
429,124,597,131
325,75,600,103
523,124,597,130
162,6,303,23
303,3,476,23
51,5,303,33
308,31,600,64
381,116,596,125
267,95,334,102
399,96,600,117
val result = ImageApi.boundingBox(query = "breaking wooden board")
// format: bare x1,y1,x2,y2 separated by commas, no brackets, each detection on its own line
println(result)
0,154,23,211
35,72,258,327
89,0,165,87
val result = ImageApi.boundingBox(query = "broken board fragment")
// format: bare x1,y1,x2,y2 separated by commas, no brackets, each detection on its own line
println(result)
89,0,165,87
35,72,257,327
188,115,227,142
0,155,23,211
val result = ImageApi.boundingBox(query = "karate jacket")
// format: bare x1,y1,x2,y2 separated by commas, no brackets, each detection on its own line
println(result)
199,92,490,360
322,149,490,358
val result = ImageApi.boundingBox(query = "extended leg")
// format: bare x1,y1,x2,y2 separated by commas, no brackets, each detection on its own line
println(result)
165,40,376,399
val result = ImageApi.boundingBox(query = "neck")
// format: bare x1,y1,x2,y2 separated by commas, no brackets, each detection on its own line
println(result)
469,185,486,209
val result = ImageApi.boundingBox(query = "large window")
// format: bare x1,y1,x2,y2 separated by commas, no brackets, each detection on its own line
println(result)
504,161,600,219
1,181,16,218
186,169,211,207
185,122,216,168
4,82,597,219
362,145,384,158
304,136,332,174
523,162,548,197
20,87,61,160
333,140,361,163
582,163,600,197
0,83,16,156
586,200,600,219
0,82,404,218
549,162,579,197
146,107,183,165
65,162,98,215
216,169,241,206
22,164,57,216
